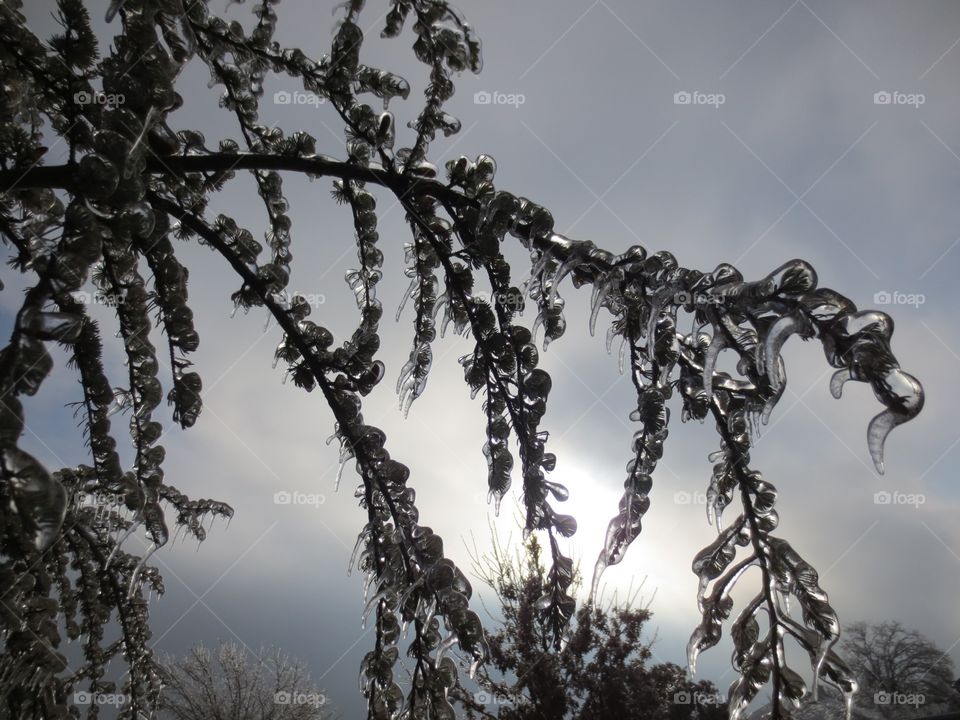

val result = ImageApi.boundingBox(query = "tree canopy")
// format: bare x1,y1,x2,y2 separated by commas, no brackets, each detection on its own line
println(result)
0,1,925,719
453,535,730,720
841,622,958,718
157,641,334,720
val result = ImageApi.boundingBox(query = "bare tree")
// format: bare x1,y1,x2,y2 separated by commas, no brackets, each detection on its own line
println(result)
0,0,926,718
452,534,728,720
841,622,959,718
157,641,334,720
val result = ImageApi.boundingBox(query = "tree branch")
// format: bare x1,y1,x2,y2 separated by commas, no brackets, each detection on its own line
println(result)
0,153,467,206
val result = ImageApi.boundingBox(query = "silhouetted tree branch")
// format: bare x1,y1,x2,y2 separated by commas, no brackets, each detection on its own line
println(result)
0,1,925,719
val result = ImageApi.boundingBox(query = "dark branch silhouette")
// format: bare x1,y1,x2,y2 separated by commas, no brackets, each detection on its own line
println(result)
0,1,924,719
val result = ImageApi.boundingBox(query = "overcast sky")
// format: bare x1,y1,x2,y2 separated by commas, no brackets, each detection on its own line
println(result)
10,0,960,716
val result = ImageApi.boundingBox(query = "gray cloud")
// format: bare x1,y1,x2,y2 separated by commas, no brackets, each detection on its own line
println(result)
12,0,960,715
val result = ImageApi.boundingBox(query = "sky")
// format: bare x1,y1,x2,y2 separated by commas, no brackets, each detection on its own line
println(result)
8,0,960,717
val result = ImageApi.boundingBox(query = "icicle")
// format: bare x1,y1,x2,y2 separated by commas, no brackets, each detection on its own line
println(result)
421,598,437,632
399,379,417,417
687,625,705,674
588,280,612,336
127,542,159,599
105,0,128,22
396,357,414,395
605,325,617,354
811,642,829,701
124,107,157,177
829,368,852,399
547,254,578,307
335,441,352,491
105,519,142,569
618,336,628,375
395,277,418,321
440,304,455,338
761,391,780,425
762,315,802,388
396,577,425,613
645,294,665,361
589,553,609,606
531,311,545,347
867,409,905,475
489,489,503,517
435,633,459,664
361,589,388,629
867,369,923,473
523,251,552,295
107,389,132,418
703,332,727,400
523,252,552,291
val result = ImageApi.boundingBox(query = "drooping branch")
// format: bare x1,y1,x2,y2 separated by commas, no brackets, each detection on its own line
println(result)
0,1,927,718
0,154,467,206
149,191,487,716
